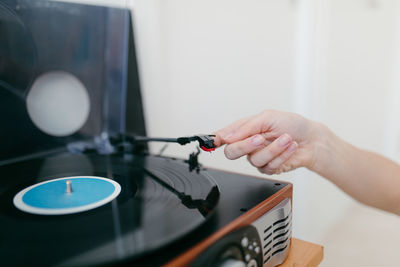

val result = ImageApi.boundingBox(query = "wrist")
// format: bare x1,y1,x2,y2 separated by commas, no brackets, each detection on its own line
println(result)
306,121,345,177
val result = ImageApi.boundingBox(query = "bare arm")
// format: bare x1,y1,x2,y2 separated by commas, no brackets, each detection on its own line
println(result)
214,110,400,215
313,123,400,215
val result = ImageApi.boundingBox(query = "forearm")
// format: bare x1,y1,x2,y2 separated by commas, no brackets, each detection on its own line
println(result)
311,123,400,215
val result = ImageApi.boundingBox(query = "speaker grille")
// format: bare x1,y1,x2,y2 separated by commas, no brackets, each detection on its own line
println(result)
252,198,291,267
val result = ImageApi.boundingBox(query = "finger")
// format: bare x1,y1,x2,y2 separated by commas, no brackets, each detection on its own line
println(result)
247,134,292,168
223,111,274,144
258,162,289,175
224,134,267,160
213,116,253,147
257,165,276,175
257,141,298,175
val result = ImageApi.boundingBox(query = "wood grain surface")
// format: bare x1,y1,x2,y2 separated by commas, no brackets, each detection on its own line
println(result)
279,238,324,267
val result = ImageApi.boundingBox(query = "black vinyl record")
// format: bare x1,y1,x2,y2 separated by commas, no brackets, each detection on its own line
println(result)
0,153,219,266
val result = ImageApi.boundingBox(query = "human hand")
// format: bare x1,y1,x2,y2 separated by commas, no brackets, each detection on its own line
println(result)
213,110,322,175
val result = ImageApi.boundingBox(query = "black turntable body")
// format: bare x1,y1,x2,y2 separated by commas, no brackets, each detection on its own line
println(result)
0,1,293,267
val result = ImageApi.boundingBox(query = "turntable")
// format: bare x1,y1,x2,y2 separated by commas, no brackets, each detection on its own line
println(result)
0,1,292,266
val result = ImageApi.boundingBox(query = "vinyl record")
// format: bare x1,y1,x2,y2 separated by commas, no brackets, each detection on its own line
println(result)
0,153,219,266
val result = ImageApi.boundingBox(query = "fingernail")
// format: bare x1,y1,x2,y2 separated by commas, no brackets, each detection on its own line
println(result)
288,141,298,152
278,134,291,147
251,134,264,146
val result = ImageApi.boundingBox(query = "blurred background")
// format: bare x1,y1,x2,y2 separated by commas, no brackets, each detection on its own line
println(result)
58,0,400,266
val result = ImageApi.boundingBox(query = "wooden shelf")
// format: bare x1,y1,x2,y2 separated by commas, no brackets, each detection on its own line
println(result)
279,238,324,267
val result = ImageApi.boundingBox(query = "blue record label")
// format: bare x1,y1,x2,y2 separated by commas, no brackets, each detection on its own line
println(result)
13,176,121,215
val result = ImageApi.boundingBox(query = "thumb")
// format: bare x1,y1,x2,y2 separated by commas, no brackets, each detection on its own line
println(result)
213,116,253,147
223,113,270,144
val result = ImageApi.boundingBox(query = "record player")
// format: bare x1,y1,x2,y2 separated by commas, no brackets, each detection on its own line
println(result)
0,1,293,266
